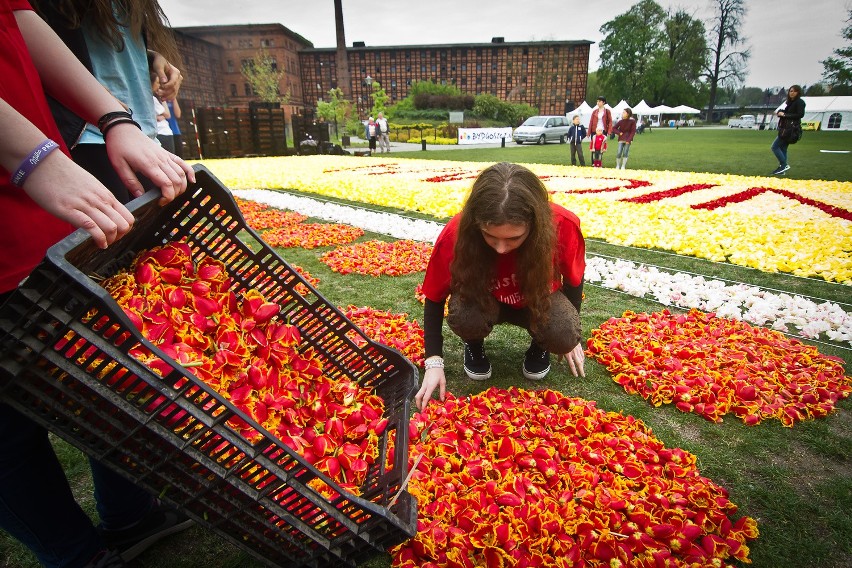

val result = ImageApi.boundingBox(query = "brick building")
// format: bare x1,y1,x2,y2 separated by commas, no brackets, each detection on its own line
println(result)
175,24,591,119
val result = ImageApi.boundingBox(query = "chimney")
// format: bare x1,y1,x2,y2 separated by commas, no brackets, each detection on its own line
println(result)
334,0,351,99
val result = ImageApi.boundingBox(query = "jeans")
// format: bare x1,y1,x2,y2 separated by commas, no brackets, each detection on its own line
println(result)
0,403,153,568
617,141,631,158
771,136,788,166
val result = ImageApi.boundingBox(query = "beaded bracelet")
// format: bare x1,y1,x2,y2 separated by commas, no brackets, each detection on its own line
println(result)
424,357,444,370
10,139,60,188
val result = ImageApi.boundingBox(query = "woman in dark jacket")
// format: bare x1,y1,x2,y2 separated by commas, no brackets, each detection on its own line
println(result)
771,85,806,175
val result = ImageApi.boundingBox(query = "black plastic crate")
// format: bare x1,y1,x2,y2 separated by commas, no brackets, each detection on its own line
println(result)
0,165,418,567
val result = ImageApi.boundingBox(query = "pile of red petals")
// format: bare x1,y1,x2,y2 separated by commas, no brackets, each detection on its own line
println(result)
97,241,387,495
235,196,268,215
587,309,851,426
319,239,433,276
392,387,758,567
342,305,425,367
262,223,364,249
245,209,309,230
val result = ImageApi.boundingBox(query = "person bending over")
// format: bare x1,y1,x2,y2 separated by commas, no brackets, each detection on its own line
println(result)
415,162,586,411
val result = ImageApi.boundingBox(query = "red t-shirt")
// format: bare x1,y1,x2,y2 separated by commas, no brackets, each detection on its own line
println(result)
421,202,585,307
0,0,75,293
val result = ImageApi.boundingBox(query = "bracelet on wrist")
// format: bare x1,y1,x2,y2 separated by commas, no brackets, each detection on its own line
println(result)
100,117,142,138
10,139,60,188
97,109,134,133
424,357,444,370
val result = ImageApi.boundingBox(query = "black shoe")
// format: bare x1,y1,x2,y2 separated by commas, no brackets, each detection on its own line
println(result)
99,499,193,562
84,550,125,568
523,341,551,380
463,342,492,380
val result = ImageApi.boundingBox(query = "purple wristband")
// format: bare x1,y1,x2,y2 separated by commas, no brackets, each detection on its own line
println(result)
11,139,60,188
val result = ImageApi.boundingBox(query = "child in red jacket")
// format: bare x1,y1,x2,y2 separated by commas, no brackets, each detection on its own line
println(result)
589,127,607,167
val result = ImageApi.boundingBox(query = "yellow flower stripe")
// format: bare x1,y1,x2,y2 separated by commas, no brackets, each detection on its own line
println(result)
198,156,852,283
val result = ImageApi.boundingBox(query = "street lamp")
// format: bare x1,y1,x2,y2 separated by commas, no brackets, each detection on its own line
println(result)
362,75,373,118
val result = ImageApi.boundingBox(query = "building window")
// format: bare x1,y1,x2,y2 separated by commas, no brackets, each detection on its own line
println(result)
230,84,237,96
260,38,274,47
227,60,234,72
244,83,252,96
270,58,278,71
461,77,467,86
828,112,842,129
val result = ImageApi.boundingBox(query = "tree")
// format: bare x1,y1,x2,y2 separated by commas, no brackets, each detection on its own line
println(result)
585,71,602,105
821,9,852,91
657,10,708,107
703,0,750,123
316,88,351,141
368,80,390,119
734,86,764,106
597,0,668,103
241,47,289,104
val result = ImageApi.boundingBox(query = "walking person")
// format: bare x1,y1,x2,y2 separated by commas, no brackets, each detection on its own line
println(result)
612,108,637,169
771,85,806,175
589,127,607,167
376,111,390,153
567,115,586,166
414,162,586,412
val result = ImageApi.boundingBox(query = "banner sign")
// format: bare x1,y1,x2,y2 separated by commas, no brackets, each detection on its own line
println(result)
457,127,513,145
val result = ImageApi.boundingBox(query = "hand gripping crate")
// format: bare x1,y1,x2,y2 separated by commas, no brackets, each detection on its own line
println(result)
0,165,418,567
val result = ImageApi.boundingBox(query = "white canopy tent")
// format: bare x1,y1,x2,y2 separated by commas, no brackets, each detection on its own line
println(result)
567,100,594,128
611,99,631,118
774,96,852,131
670,104,700,115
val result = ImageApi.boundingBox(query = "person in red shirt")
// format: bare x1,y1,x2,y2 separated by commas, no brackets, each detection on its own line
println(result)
415,162,586,412
1,2,195,566
589,126,608,168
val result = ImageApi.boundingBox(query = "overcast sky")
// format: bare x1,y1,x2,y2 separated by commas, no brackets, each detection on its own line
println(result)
158,0,847,91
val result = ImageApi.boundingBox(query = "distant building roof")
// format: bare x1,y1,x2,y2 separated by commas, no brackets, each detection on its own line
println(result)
176,23,313,48
301,39,594,52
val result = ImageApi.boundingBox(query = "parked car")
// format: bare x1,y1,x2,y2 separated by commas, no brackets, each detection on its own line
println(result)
728,114,756,128
512,115,571,144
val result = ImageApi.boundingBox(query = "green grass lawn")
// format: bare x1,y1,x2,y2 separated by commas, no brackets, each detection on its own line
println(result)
409,128,852,183
2,135,850,568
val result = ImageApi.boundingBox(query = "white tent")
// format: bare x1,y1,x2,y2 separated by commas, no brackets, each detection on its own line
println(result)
611,99,631,117
632,100,655,116
774,96,852,131
670,104,700,114
567,100,594,127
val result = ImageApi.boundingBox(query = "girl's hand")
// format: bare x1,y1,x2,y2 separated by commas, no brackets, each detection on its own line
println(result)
555,342,586,377
414,367,447,412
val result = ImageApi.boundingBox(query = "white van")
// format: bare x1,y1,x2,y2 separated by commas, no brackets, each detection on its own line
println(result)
512,115,571,145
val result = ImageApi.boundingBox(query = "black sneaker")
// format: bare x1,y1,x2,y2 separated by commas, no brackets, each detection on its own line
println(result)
523,341,551,380
84,550,125,568
99,499,193,562
463,342,492,380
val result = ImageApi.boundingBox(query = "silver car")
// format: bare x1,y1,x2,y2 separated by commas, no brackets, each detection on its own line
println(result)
512,115,571,145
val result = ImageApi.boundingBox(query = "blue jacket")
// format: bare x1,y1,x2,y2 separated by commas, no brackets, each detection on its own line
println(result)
567,124,587,144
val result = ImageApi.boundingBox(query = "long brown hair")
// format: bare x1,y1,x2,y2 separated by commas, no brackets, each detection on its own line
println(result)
450,162,556,329
787,84,802,104
31,0,181,70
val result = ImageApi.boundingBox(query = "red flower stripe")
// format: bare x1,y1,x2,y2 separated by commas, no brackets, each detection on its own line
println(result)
620,184,717,203
691,187,852,221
